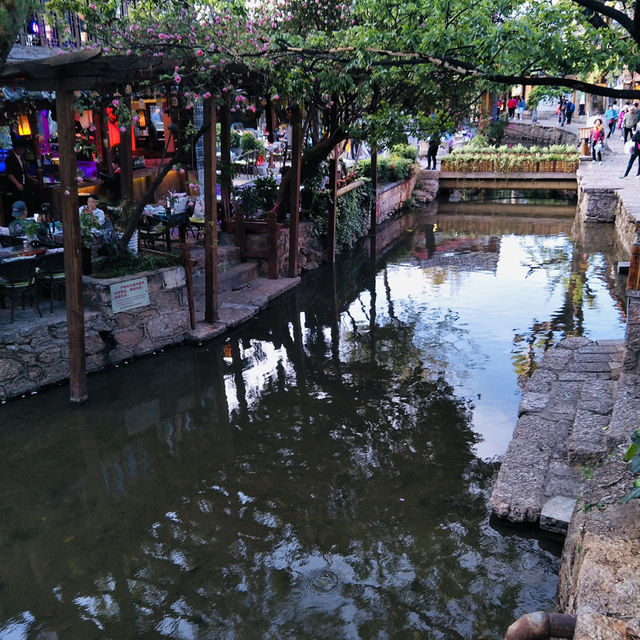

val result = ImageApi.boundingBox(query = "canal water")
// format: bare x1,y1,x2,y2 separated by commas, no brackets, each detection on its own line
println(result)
0,208,628,639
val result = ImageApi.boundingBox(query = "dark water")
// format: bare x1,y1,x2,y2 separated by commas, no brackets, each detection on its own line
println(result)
0,210,628,639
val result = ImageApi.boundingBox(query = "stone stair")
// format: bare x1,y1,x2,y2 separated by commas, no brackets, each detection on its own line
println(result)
490,337,626,531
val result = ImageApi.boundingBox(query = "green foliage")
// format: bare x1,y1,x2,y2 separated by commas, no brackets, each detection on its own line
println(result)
92,252,181,279
390,144,418,162
253,174,278,211
307,181,372,254
79,212,101,248
622,427,640,503
356,156,415,184
0,0,35,67
241,131,260,153
484,121,505,145
230,130,242,149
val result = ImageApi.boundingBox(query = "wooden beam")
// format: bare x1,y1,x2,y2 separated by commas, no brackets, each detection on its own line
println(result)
204,98,219,323
57,84,87,404
327,147,338,264
627,243,640,291
288,105,302,278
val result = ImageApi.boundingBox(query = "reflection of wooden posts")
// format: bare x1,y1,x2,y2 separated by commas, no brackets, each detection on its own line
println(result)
120,124,133,201
291,294,307,388
180,242,196,330
267,210,278,279
57,84,87,403
329,265,341,370
370,142,378,237
203,98,219,323
230,338,249,419
327,147,338,264
219,102,232,220
628,243,640,291
288,105,302,277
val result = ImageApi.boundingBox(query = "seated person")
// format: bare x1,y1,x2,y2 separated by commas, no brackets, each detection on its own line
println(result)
8,200,28,237
79,196,105,226
33,212,56,248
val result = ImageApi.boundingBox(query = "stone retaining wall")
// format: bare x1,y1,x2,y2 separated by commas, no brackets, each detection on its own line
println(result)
503,122,578,146
0,266,190,401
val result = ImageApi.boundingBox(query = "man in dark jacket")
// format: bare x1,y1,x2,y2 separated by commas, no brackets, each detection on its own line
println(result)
5,140,37,213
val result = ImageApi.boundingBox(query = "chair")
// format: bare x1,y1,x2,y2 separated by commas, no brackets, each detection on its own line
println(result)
35,250,66,313
0,234,23,248
0,256,42,322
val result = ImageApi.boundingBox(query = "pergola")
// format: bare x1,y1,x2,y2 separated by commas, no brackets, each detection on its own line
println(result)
0,48,313,404
0,49,219,403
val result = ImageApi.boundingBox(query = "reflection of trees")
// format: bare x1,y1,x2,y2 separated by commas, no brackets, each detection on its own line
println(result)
0,242,559,640
512,233,622,378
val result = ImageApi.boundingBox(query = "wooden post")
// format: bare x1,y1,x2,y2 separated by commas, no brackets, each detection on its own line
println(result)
327,146,338,264
267,210,278,279
219,101,232,221
370,142,378,238
204,98,219,323
288,105,302,278
57,85,87,403
627,243,640,291
120,124,133,202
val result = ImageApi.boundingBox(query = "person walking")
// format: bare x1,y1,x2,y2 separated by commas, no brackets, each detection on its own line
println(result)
557,98,567,126
565,100,575,124
620,129,640,178
590,118,605,164
507,96,517,119
618,106,627,138
622,107,637,143
516,97,526,120
426,133,441,170
605,102,619,138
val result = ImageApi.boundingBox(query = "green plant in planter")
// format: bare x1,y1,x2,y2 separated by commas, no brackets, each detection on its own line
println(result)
23,218,39,238
622,427,640,502
253,174,278,211
79,211,101,248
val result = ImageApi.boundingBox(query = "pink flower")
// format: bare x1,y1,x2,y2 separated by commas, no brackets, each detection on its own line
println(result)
133,115,139,122
119,126,126,133
273,94,280,101
202,91,211,99
196,49,204,56
112,99,119,107
179,168,185,174
174,75,182,83
88,2,96,9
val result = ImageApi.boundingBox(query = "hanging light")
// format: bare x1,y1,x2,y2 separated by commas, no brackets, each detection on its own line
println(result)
17,114,31,136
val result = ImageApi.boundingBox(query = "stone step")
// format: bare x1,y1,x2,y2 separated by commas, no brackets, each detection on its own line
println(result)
490,337,625,528
192,261,259,295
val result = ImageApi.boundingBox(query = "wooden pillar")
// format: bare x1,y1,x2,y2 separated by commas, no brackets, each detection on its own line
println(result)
288,105,302,278
327,146,338,264
370,142,378,238
120,124,133,201
204,98,219,322
627,243,640,291
267,210,278,279
219,101,232,221
57,84,87,403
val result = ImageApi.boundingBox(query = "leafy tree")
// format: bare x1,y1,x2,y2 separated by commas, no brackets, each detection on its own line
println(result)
0,0,35,67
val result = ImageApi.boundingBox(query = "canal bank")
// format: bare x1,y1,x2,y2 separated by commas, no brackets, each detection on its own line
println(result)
486,115,640,639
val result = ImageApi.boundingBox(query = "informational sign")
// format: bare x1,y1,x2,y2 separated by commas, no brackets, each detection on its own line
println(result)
110,277,150,313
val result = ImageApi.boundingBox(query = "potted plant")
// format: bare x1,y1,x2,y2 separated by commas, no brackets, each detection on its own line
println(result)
79,211,101,274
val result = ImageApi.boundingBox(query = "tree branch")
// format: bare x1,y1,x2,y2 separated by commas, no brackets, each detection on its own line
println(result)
569,0,637,40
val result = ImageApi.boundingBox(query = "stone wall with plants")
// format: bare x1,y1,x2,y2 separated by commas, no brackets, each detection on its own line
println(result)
441,143,579,173
0,266,190,401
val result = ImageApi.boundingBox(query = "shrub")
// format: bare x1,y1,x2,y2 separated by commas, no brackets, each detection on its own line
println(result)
356,156,414,183
230,130,241,148
241,131,260,152
390,143,418,161
92,252,181,279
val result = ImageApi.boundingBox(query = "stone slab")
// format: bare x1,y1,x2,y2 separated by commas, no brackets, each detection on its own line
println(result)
539,495,576,534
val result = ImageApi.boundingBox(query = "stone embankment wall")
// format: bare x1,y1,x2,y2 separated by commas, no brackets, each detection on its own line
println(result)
503,122,578,146
259,167,432,277
0,266,190,401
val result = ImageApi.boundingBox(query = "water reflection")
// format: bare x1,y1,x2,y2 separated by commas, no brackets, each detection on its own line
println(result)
0,210,627,639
